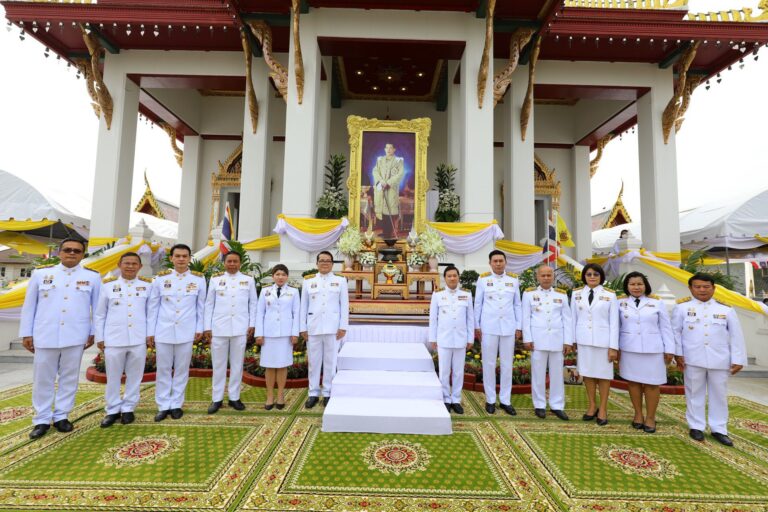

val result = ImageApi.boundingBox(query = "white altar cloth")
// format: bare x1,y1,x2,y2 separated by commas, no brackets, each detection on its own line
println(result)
344,324,428,344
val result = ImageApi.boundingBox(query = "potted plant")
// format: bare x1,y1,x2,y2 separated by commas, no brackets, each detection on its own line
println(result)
407,252,426,272
358,251,377,270
337,225,363,270
315,154,349,219
434,164,461,222
418,226,446,271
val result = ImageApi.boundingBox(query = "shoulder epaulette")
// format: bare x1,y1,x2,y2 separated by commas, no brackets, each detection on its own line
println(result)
715,299,731,308
461,288,471,293
35,263,55,269
676,296,692,304
506,272,518,278
480,272,491,277
525,286,537,292
555,287,567,294
648,294,660,300
157,269,172,277
190,270,204,277
617,293,627,299
138,276,153,283
573,286,584,292
304,273,316,280
102,276,118,284
435,287,444,292
83,266,99,273
211,271,225,278
603,286,616,294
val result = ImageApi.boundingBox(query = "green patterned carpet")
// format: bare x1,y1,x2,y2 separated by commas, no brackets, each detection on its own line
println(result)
0,379,766,511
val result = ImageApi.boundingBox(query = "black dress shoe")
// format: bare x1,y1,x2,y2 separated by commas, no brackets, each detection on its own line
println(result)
534,408,546,419
631,421,645,429
711,432,734,447
275,403,285,410
170,408,184,420
689,429,705,441
596,417,608,426
445,403,452,412
452,403,465,415
228,399,246,411
264,403,274,411
53,419,73,433
29,424,49,440
552,410,569,421
154,410,170,422
208,401,223,414
305,396,319,409
643,424,657,434
485,403,496,414
100,413,121,428
121,412,135,425
500,404,517,416
582,412,597,421
323,397,330,407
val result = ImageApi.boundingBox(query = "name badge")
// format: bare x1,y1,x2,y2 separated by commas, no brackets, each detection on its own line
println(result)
714,314,727,319
505,282,514,287
186,283,197,292
575,296,582,301
553,298,562,304
77,280,90,286
331,282,340,287
599,296,610,301
136,287,146,292
458,296,468,301
239,281,249,286
647,304,656,308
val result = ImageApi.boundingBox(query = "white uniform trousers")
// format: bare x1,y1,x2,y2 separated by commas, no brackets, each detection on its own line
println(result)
531,350,565,410
438,347,465,404
308,334,339,398
32,345,85,425
481,334,514,405
105,345,146,415
684,364,730,434
155,342,193,411
211,335,246,402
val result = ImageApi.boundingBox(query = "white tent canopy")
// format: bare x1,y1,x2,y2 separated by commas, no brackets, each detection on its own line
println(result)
592,189,768,254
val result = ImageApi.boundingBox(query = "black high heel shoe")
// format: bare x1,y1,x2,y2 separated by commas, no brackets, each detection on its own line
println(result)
596,416,608,426
582,412,597,421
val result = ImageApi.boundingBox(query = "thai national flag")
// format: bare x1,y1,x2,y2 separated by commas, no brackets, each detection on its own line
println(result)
220,202,234,258
543,216,558,265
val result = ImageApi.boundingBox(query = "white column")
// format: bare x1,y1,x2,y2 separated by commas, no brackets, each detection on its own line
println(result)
571,145,592,261
446,60,462,168
314,56,332,205
89,60,139,241
637,83,680,254
460,19,495,270
177,136,202,244
239,59,272,258
504,69,535,245
279,14,321,266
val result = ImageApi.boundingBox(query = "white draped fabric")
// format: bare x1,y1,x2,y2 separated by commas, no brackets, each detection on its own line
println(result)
428,222,504,255
503,252,545,274
273,217,349,252
344,324,428,344
0,307,21,321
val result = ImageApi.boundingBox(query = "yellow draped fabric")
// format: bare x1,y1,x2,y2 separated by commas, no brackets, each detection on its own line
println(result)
0,286,27,309
643,250,681,262
755,235,768,244
0,220,57,231
0,232,50,255
586,255,609,266
88,237,119,247
495,240,542,255
278,214,344,235
200,249,220,266
427,221,497,236
640,257,767,317
243,234,281,251
82,243,146,276
680,249,725,266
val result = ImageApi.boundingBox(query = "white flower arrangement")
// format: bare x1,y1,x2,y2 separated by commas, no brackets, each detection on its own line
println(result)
358,251,377,267
337,226,363,256
407,252,426,268
418,226,446,258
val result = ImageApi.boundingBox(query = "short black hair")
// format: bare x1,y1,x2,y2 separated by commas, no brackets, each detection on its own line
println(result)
316,251,334,263
623,271,652,296
170,243,192,257
119,252,141,264
271,263,289,276
223,251,241,262
60,238,86,251
488,249,506,261
688,273,716,287
581,263,606,285
620,229,629,236
443,265,460,278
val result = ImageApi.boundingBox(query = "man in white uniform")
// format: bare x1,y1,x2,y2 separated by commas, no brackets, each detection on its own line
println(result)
672,273,746,446
93,252,151,427
430,266,474,414
147,244,206,421
522,265,572,420
300,251,349,408
474,250,522,415
20,238,99,439
204,251,257,414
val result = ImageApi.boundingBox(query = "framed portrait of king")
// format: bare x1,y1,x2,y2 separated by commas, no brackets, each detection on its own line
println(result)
346,115,431,239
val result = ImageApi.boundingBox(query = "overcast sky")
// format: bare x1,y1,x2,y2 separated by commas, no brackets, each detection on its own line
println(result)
1,1,766,227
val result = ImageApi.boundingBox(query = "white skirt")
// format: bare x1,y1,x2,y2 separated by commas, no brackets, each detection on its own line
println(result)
260,336,293,368
577,345,614,380
619,351,667,385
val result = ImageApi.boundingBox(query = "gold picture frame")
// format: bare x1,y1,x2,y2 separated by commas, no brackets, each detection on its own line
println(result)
346,115,431,236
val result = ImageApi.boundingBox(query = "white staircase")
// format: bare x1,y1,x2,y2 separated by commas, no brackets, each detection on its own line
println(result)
322,340,452,435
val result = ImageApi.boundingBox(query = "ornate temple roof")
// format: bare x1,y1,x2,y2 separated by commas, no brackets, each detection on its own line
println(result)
592,182,632,231
133,171,179,222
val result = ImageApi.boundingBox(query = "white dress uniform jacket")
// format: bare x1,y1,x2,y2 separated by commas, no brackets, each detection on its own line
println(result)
204,271,257,336
20,263,100,347
617,295,675,354
148,269,206,343
473,272,522,335
300,272,349,335
571,285,619,350
522,286,573,350
94,276,152,346
429,287,475,347
256,284,300,338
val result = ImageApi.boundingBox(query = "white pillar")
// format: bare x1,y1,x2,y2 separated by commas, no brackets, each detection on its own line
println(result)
177,136,202,245
504,69,535,245
637,83,680,254
446,60,462,169
314,56,332,205
460,19,495,270
239,59,272,258
89,61,139,240
571,145,592,261
279,14,321,267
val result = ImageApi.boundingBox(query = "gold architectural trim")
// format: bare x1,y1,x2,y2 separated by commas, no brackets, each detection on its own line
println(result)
493,28,535,107
662,41,700,144
291,0,305,104
241,29,259,134
134,170,166,220
534,153,561,211
247,21,289,102
520,35,541,141
590,133,614,178
675,74,703,133
601,181,633,228
79,24,113,130
336,57,444,102
346,116,431,234
477,0,496,108
565,0,688,8
73,58,100,120
686,1,768,22
349,300,431,316
209,143,243,235
159,123,183,167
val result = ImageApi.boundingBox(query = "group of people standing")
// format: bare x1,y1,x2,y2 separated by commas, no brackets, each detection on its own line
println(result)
429,251,747,447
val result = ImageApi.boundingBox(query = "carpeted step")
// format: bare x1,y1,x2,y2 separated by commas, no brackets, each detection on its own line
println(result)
322,396,452,435
332,369,442,401
337,341,435,372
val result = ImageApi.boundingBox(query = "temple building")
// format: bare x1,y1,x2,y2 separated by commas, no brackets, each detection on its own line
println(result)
592,183,633,231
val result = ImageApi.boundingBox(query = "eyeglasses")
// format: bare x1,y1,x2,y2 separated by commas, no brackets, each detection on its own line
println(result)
584,272,601,277
60,248,83,254
317,259,333,264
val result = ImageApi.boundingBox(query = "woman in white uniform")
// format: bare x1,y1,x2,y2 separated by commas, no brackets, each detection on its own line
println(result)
572,263,619,426
617,272,675,433
255,264,300,410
